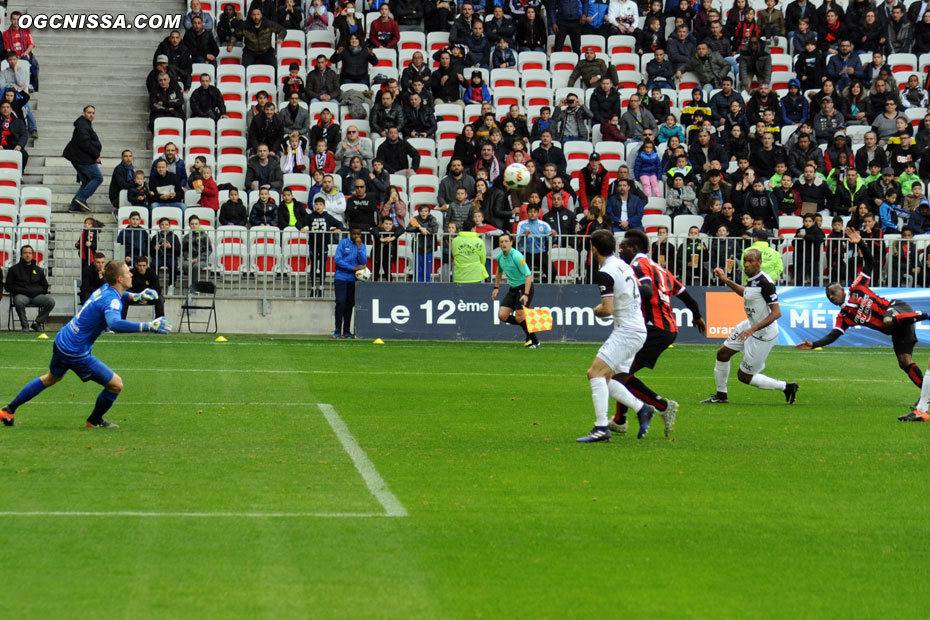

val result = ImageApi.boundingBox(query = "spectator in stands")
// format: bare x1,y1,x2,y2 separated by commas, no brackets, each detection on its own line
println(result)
551,94,593,143
189,74,227,122
516,204,553,281
667,25,697,68
248,102,285,154
150,218,180,289
794,38,825,94
304,55,341,103
872,98,906,144
826,40,865,92
152,30,193,91
128,170,154,210
889,132,918,176
400,51,431,92
281,131,309,174
149,159,185,210
182,215,213,284
431,51,466,105
745,83,780,126
750,131,786,180
825,131,853,171
854,131,888,177
855,9,887,53
840,81,871,126
812,97,845,144
80,252,106,304
869,168,901,211
709,76,740,123
484,5,515,44
109,149,135,210
901,74,928,110
308,138,336,174
369,4,400,49
333,228,367,335
216,4,244,46
184,16,219,66
464,21,491,69
576,153,607,212
515,6,546,52
335,125,373,171
565,49,611,90
315,173,346,225
673,42,730,91
304,0,332,31
531,130,567,175
146,56,181,96
249,187,279,227
275,93,308,142
6,245,53,332
619,94,658,142
738,37,771,89
149,72,186,132
886,5,913,52
118,212,149,266
219,188,248,226
437,158,475,208
405,205,439,282
276,0,303,29
76,218,100,268
246,143,285,191
199,166,219,211
4,12,38,91
773,173,801,216
780,79,809,127
551,0,584,53
833,167,867,215
332,1,361,48
787,133,824,177
0,53,35,137
606,178,644,231
698,169,733,213
227,7,285,67
151,142,187,188
331,33,377,86
122,256,165,319
688,129,728,178
643,48,675,91
373,127,419,175
62,105,101,212
449,3,477,45
589,78,620,125
185,0,215,32
370,90,403,136
403,93,438,138
818,8,847,54
786,0,819,37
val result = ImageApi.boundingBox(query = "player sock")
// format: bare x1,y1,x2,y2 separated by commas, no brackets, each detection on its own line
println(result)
607,379,644,412
916,372,930,412
905,363,923,388
623,375,668,411
714,360,730,395
590,377,610,427
892,312,928,328
749,374,787,391
88,389,119,423
613,403,627,425
8,377,48,413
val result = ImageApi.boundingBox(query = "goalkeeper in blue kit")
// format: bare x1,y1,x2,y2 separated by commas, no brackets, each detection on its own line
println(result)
0,261,171,429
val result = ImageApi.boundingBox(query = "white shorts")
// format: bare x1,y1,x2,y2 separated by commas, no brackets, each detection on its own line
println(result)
597,328,647,374
723,319,778,375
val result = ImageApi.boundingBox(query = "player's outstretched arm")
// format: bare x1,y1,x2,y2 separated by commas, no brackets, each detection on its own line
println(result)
675,289,706,335
104,309,172,334
713,267,745,297
799,329,843,350
124,288,159,303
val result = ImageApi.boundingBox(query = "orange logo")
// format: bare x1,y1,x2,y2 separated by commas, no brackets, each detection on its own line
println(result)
705,292,745,338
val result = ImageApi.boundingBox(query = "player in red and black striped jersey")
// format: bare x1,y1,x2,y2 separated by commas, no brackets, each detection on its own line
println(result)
611,230,707,437
796,228,929,399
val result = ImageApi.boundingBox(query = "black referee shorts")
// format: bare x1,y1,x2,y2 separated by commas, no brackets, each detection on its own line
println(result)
633,327,678,369
501,285,534,311
887,301,918,356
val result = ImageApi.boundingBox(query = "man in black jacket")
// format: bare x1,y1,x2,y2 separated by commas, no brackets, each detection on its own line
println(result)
108,149,135,210
62,105,101,213
304,55,341,102
146,56,184,95
403,93,437,138
376,126,421,173
152,30,193,90
190,73,227,121
80,252,106,304
590,77,621,125
182,16,219,65
345,180,379,230
122,256,165,319
431,51,465,104
149,72,186,131
248,101,284,154
5,245,55,332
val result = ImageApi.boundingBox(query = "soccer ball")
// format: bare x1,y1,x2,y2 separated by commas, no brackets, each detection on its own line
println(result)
356,267,372,281
503,163,531,190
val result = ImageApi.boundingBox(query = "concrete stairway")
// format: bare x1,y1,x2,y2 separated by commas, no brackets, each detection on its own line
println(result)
23,1,183,297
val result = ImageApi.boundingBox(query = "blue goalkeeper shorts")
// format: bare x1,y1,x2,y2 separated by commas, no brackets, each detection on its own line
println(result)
49,345,115,385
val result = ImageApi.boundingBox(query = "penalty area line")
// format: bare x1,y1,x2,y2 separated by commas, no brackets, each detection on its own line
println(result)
0,511,389,518
318,403,408,518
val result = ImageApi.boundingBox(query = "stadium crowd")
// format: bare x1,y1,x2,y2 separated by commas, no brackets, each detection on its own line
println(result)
105,0,930,289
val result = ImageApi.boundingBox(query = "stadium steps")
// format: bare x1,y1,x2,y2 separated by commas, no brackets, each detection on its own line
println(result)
25,0,180,297
28,0,174,217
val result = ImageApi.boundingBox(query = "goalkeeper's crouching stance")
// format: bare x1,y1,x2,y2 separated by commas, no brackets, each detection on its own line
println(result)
0,261,172,429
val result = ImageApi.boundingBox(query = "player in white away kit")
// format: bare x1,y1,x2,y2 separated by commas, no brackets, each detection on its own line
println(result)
701,249,799,404
578,230,656,443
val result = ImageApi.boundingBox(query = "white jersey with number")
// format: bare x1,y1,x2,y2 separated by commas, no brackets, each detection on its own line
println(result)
596,255,646,333
743,271,779,340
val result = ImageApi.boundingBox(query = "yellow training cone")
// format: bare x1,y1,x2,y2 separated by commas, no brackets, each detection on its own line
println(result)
37,333,48,339
215,336,228,342
814,347,823,350
668,344,674,349
373,338,384,344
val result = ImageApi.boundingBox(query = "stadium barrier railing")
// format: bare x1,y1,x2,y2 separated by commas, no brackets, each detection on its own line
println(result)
23,226,930,303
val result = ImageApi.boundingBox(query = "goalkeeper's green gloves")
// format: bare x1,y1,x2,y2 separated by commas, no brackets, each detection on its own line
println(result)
143,316,172,334
129,288,159,303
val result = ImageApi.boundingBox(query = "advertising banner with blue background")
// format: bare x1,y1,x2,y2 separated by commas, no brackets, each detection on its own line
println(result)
356,283,930,346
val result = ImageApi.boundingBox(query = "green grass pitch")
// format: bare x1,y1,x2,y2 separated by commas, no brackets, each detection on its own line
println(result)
0,334,927,618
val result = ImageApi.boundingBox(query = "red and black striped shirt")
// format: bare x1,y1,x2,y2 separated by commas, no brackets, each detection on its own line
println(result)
834,270,891,333
631,253,683,333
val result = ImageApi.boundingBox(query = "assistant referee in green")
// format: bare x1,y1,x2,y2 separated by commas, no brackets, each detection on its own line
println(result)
491,232,540,348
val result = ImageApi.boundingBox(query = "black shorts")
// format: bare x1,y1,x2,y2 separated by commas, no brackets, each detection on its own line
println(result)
887,301,918,356
502,285,534,311
633,327,678,370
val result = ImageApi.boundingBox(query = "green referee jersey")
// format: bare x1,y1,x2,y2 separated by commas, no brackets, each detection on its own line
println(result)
497,248,532,286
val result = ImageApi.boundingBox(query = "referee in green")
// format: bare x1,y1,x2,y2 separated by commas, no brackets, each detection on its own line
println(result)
491,232,540,348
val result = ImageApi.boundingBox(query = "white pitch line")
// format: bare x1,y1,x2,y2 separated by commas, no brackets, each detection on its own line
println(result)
0,511,387,518
318,403,407,518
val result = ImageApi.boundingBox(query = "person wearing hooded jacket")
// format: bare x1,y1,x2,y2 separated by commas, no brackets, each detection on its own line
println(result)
780,79,809,126
62,105,102,213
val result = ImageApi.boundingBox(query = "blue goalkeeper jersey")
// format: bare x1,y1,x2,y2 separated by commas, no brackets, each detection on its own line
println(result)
55,284,138,357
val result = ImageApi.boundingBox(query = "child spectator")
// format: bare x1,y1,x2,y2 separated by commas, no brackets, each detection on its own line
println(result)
151,217,181,287
182,215,213,284
188,155,207,189
773,173,801,215
372,215,403,281
199,165,219,211
899,161,920,196
128,170,153,210
901,74,929,110
657,114,684,144
304,0,331,31
879,188,909,234
683,226,708,285
117,211,148,266
281,62,305,101
651,224,678,274
666,154,697,186
308,138,336,174
529,107,552,142
600,113,626,142
406,205,439,282
305,196,344,295
634,140,663,197
219,187,248,226
826,216,848,283
794,213,825,285
75,217,100,267
448,187,473,228
666,173,697,215
490,37,515,68
249,187,279,227
463,71,492,104
381,186,408,227
709,224,738,280
903,181,925,213
890,226,920,287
